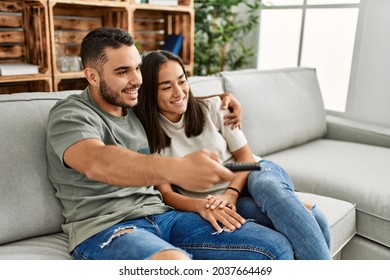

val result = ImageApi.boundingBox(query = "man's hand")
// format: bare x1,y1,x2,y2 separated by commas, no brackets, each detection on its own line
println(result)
170,149,235,191
220,92,242,129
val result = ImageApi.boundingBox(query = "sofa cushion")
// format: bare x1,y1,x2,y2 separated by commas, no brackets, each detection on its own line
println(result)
0,91,79,245
0,233,71,260
341,235,390,260
265,139,390,248
220,67,327,156
295,192,356,258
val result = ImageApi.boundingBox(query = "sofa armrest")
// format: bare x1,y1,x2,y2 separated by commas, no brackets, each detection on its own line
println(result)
326,115,390,148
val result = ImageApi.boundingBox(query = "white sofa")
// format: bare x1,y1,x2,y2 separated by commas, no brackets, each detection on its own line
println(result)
189,67,390,260
0,67,388,259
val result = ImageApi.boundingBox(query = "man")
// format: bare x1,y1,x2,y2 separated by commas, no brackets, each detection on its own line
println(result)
46,27,294,260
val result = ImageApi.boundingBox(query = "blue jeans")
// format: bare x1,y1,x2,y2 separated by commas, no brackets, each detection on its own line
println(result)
236,160,332,260
71,210,294,260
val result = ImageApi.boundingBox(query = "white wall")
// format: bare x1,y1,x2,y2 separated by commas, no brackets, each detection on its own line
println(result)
346,0,390,127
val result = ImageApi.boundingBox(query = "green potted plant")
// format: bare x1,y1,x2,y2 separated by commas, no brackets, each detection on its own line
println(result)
194,0,264,76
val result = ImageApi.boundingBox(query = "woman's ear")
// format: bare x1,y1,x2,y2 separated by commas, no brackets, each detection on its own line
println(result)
84,67,99,86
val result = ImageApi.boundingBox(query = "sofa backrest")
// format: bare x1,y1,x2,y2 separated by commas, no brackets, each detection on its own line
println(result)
0,91,79,245
188,75,225,97
217,67,327,156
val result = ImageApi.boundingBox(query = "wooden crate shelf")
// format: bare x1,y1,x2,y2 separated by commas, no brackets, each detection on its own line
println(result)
0,0,52,93
132,8,194,75
1,0,194,94
55,77,88,91
178,0,193,7
49,0,131,91
132,0,193,7
0,77,52,95
76,0,131,3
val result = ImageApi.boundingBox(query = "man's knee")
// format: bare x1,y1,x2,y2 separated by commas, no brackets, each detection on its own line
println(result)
149,249,191,260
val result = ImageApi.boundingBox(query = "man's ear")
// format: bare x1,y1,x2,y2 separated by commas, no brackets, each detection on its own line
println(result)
84,67,99,86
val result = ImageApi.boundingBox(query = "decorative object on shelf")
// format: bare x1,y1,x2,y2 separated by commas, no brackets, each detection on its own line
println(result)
0,63,39,76
194,0,264,75
57,56,82,73
149,0,178,6
161,34,183,55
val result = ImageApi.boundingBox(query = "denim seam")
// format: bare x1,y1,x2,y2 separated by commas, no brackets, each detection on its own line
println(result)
145,215,163,238
177,244,276,260
71,248,90,260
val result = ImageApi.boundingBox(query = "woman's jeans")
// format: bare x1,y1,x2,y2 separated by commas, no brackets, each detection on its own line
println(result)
71,210,294,260
236,160,332,260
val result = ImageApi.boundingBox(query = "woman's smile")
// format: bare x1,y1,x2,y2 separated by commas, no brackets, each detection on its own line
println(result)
171,97,186,105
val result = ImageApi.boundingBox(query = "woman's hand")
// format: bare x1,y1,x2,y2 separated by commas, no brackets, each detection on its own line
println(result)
195,199,246,233
220,92,242,129
205,193,238,211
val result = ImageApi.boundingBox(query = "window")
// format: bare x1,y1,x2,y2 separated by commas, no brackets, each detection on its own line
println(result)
258,0,360,112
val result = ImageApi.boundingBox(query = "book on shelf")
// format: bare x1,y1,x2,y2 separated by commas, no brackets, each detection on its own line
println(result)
0,63,39,76
148,0,178,6
161,34,183,55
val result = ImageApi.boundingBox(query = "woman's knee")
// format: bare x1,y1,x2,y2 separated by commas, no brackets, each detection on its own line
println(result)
248,165,293,194
247,171,282,196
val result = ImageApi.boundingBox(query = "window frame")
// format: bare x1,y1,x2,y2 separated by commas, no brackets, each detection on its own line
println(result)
257,0,361,113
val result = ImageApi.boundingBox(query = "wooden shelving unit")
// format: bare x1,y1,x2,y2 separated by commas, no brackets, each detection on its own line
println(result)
0,0,52,94
0,0,194,94
131,0,194,75
48,0,131,91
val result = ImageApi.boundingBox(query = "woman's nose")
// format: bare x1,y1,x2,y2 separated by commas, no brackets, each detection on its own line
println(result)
172,84,183,96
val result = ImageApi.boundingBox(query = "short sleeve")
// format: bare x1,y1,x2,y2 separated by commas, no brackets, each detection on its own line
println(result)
204,97,247,152
47,99,103,165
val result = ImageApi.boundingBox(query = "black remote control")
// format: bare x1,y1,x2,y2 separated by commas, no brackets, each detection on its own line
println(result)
224,162,261,172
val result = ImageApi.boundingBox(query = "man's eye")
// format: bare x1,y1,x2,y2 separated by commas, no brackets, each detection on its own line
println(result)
118,70,127,75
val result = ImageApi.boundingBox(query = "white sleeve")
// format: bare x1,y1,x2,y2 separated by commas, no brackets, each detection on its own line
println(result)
205,97,248,152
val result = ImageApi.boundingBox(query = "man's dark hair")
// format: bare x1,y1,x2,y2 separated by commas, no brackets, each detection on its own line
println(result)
80,27,135,71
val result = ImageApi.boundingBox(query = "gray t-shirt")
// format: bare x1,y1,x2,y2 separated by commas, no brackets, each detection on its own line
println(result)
46,88,171,252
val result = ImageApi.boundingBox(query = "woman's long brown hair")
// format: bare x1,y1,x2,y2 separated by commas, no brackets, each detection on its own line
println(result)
134,50,206,153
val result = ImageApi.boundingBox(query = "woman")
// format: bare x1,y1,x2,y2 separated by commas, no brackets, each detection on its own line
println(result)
134,50,332,260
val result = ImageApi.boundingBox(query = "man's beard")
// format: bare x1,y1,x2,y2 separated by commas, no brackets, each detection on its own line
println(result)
99,79,129,108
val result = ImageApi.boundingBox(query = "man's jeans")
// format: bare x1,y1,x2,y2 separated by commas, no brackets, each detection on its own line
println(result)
237,160,332,260
71,210,294,260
